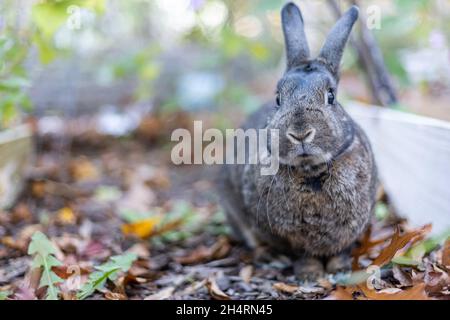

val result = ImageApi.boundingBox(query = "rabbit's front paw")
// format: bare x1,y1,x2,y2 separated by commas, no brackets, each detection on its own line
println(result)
294,257,325,281
325,254,351,274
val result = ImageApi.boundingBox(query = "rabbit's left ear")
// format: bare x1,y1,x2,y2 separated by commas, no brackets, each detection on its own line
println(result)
281,2,310,69
318,6,359,76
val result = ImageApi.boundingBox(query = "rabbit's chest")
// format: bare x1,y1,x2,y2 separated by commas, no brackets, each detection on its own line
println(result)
243,167,369,254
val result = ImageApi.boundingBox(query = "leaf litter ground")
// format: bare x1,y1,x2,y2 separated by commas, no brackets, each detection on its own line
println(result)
0,115,448,300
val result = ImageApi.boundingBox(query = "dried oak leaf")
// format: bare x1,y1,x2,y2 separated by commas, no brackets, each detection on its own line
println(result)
392,264,413,288
175,236,230,265
206,276,231,300
51,265,90,280
371,224,432,268
424,263,449,298
273,282,299,294
352,226,393,270
358,283,430,300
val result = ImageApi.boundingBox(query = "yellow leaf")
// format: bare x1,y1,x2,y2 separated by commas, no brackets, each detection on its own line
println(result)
69,157,98,182
121,216,162,239
57,207,76,225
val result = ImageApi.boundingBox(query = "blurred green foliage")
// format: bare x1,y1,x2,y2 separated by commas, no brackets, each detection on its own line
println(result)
1,0,449,126
0,0,105,127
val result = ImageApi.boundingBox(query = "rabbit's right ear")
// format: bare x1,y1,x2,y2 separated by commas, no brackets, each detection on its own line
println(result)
281,2,310,69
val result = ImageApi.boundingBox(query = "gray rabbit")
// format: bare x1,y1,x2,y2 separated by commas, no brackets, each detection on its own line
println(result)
218,3,378,278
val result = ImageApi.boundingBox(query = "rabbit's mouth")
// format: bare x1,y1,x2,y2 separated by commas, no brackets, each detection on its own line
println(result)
278,151,331,177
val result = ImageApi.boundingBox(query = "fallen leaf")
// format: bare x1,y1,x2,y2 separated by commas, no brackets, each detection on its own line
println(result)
358,283,430,300
105,291,127,300
206,276,231,300
352,226,392,270
392,264,413,288
175,236,231,265
143,168,171,189
69,157,98,182
273,282,299,294
31,181,46,198
443,239,450,267
14,285,38,300
329,286,356,300
126,243,150,259
239,265,253,283
121,216,162,239
144,286,175,300
11,203,32,223
424,263,449,298
57,207,76,225
51,265,90,280
371,224,432,268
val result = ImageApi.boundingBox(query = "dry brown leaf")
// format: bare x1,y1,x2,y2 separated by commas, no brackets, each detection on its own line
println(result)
51,265,90,280
2,224,42,252
206,276,231,300
392,264,413,288
330,286,356,300
144,286,175,300
136,116,164,143
424,263,449,298
358,283,430,300
371,224,432,268
442,239,450,267
10,203,32,223
31,181,46,198
239,265,253,284
1,236,27,252
69,157,98,182
144,169,171,189
126,243,150,259
175,236,231,265
105,291,127,300
273,282,299,294
352,226,396,270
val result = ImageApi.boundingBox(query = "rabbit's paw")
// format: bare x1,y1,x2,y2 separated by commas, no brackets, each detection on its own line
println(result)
325,254,351,274
294,257,325,281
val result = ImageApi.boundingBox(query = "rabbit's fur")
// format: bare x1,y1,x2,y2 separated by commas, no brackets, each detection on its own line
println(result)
219,3,377,275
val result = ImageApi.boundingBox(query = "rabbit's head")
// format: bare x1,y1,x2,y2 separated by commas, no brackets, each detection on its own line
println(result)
267,3,358,176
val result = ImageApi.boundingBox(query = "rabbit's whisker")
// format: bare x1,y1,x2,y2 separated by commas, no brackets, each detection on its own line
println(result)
265,174,277,234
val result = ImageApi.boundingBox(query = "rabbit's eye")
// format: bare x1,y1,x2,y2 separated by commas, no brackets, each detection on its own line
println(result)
327,89,335,105
276,92,281,107
304,64,313,72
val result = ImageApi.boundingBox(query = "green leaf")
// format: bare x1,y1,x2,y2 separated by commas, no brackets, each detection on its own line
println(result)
0,291,11,300
28,231,59,257
375,202,389,220
405,228,450,261
391,256,421,266
27,231,63,300
76,253,137,300
335,270,370,285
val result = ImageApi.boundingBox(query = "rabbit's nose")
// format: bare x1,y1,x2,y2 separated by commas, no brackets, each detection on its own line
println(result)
286,127,316,144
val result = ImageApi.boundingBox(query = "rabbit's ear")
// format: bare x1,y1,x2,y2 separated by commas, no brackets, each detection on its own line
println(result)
282,2,310,69
318,6,359,76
